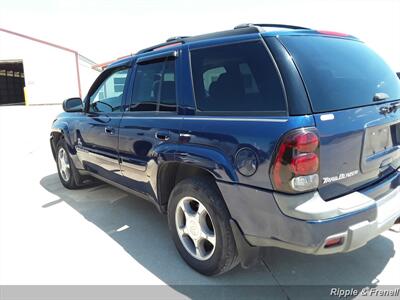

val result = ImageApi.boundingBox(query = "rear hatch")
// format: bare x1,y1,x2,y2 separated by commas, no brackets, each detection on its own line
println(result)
278,34,400,200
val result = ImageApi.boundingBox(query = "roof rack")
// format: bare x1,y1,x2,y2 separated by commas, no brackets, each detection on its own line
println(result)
136,24,309,54
137,39,186,54
166,36,190,42
234,23,311,31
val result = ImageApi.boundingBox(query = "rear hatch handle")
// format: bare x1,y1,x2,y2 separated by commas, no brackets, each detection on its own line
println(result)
373,93,389,102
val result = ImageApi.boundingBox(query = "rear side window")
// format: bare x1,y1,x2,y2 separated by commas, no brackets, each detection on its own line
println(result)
190,41,286,113
280,36,400,113
130,58,177,112
159,58,177,112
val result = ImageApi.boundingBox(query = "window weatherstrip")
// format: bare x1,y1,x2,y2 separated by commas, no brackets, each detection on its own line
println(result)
137,50,178,65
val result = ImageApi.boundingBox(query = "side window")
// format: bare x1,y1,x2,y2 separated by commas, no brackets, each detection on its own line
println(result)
190,41,286,113
130,57,177,112
239,63,259,94
159,58,177,112
89,69,128,113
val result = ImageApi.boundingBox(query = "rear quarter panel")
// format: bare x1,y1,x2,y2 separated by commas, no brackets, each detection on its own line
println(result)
177,115,315,189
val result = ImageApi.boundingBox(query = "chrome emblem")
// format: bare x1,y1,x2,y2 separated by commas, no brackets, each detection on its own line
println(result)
322,170,359,184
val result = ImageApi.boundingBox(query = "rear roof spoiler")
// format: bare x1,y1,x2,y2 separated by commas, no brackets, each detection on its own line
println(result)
234,23,311,31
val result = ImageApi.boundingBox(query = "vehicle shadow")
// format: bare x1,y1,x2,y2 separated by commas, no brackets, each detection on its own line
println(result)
40,173,396,300
261,236,396,299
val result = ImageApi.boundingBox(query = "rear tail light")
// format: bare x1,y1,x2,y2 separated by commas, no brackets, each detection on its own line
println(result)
291,153,319,175
271,128,320,193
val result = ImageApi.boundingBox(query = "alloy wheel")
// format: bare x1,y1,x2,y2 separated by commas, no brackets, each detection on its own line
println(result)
58,147,71,182
175,196,216,261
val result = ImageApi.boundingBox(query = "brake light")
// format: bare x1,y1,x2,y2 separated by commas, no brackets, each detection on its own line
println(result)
295,132,319,152
317,30,350,37
291,153,319,175
271,128,320,193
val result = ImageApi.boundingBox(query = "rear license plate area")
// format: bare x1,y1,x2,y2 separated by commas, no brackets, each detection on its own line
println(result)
391,123,400,146
364,126,392,156
361,121,400,173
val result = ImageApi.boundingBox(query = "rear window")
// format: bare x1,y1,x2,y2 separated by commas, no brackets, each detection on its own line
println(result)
280,36,400,113
190,41,286,113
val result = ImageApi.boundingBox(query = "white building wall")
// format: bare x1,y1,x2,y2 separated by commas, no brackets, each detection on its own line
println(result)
0,31,99,105
78,57,100,99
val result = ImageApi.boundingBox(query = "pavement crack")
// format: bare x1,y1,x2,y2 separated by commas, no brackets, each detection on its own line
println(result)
261,256,291,300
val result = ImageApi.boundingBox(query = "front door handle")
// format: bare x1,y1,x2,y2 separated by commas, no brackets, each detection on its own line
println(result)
105,126,115,135
155,131,170,141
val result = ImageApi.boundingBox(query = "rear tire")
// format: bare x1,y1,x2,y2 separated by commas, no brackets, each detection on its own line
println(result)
56,138,82,189
167,177,239,276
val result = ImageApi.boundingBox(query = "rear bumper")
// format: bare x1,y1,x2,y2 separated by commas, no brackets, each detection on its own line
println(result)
218,170,400,255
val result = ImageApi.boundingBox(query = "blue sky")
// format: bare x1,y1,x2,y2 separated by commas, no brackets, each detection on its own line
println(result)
1,0,399,70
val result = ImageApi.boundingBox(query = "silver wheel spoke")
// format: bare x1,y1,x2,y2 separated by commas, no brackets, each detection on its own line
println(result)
197,202,206,217
195,247,201,257
193,238,201,249
64,157,70,168
177,224,188,236
194,239,204,257
178,201,190,216
201,230,216,246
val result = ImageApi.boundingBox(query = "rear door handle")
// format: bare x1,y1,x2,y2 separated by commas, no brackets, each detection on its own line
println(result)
155,131,170,141
105,126,115,135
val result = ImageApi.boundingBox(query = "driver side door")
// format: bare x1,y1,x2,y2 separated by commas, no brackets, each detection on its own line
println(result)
76,67,129,180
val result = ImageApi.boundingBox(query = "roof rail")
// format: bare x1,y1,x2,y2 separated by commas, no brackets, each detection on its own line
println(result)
137,24,309,54
234,23,311,31
166,36,190,42
137,39,185,54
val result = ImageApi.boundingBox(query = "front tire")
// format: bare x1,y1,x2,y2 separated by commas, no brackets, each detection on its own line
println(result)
56,138,82,189
168,177,239,276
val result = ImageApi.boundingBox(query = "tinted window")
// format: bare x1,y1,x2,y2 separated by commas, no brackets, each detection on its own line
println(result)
203,66,226,94
89,69,128,113
190,41,286,113
130,58,177,112
159,59,177,112
280,36,400,113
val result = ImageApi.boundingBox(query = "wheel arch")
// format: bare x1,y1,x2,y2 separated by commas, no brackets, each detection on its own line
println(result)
50,121,72,160
50,129,65,160
155,144,238,212
157,161,232,213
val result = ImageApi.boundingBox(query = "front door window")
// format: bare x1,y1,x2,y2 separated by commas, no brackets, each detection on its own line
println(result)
89,69,128,113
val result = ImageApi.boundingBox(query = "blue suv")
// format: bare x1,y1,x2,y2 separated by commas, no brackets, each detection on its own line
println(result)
50,24,400,275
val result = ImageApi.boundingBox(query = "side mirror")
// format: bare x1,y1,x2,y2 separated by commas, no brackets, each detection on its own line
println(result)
63,97,83,112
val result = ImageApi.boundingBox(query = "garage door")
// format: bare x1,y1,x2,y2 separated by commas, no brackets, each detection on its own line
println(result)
0,60,25,105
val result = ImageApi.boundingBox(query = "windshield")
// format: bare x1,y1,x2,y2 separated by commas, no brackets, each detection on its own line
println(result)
279,36,400,113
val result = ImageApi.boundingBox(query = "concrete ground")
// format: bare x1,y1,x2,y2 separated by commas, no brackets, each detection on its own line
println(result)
0,105,399,299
